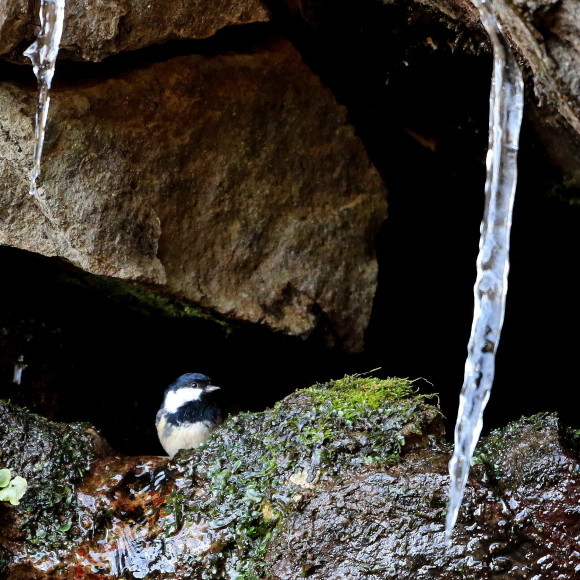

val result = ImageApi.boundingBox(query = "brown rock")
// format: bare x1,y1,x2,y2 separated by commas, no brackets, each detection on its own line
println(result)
1,0,270,62
267,415,580,579
0,38,387,351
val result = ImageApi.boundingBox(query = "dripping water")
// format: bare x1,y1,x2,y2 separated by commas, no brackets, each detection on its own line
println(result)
445,0,524,542
23,0,66,196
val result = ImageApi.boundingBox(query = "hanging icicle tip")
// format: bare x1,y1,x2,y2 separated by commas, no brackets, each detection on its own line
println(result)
24,0,66,195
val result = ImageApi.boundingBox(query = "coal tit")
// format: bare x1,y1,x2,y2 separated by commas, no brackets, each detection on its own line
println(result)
156,373,223,457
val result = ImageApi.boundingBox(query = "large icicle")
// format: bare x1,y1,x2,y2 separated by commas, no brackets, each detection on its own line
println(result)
445,0,524,542
24,0,66,196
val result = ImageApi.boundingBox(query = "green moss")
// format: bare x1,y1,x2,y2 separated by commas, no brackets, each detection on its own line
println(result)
303,374,427,418
0,402,95,552
544,179,580,206
561,425,580,453
0,469,27,505
168,374,440,578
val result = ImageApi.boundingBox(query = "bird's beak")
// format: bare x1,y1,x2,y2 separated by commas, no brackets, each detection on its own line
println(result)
205,385,221,393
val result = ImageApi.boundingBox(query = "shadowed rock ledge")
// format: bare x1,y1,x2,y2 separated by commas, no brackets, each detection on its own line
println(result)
287,0,580,185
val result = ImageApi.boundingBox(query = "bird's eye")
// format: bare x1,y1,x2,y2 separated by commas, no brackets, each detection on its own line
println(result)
191,382,197,388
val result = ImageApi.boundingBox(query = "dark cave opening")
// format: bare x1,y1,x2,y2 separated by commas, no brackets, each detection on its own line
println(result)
0,246,354,455
1,1,577,455
267,0,578,434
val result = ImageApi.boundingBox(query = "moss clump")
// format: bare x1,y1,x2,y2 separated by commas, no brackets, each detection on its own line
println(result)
0,468,27,505
560,424,580,453
303,374,428,419
0,402,95,552
168,375,440,578
473,413,564,486
55,267,231,330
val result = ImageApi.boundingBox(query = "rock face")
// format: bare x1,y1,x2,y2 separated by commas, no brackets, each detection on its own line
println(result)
1,380,579,579
0,0,270,62
267,414,580,578
0,38,387,351
1,0,578,352
288,0,580,184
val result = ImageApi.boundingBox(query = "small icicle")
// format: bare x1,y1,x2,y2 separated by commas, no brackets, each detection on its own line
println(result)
24,0,66,196
13,366,24,385
13,356,26,385
445,0,524,543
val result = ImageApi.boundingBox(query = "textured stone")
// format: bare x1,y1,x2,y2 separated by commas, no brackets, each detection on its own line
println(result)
0,38,387,351
266,414,580,579
0,0,270,62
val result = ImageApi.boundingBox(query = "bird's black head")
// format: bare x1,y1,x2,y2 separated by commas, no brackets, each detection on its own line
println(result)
166,373,216,393
161,373,221,414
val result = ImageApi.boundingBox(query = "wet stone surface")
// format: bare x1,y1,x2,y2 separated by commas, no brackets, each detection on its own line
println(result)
268,414,580,579
1,382,579,579
0,400,101,568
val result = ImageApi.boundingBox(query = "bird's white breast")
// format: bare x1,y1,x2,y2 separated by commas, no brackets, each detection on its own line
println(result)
156,415,212,457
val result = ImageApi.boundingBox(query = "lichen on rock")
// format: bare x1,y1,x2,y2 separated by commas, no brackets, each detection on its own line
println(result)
0,401,98,553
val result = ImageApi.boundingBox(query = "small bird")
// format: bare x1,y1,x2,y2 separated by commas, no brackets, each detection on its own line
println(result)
156,373,223,457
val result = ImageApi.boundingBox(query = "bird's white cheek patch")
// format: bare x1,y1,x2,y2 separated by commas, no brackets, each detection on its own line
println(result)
163,387,203,413
157,419,212,458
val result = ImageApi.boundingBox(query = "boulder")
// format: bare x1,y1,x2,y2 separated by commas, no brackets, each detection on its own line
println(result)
0,38,387,351
0,0,270,62
267,413,580,578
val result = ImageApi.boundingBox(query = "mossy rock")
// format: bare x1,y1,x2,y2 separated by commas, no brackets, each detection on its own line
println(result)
0,401,97,551
54,266,232,329
167,375,441,578
4,388,580,579
473,412,580,488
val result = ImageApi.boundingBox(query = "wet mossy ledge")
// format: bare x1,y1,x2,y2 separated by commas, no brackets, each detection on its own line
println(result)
51,256,233,330
0,245,232,330
170,376,441,577
3,379,580,578
0,402,101,564
0,375,441,578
